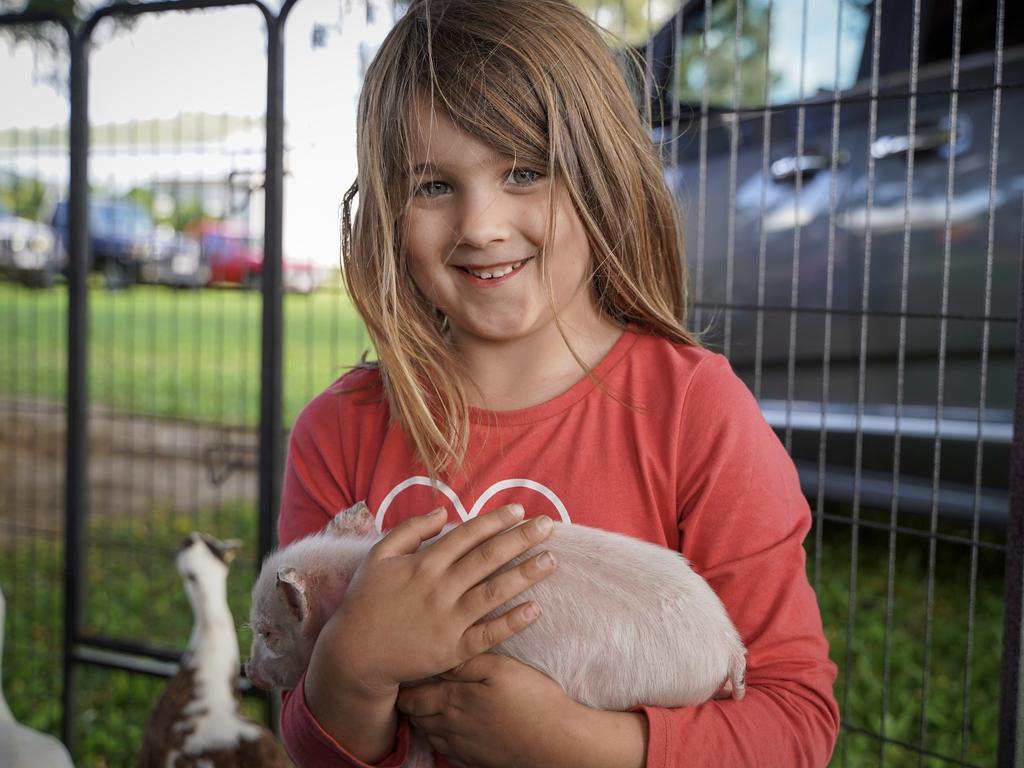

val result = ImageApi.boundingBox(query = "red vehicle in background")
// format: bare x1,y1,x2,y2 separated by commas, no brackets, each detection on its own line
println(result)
190,219,324,293
190,219,261,288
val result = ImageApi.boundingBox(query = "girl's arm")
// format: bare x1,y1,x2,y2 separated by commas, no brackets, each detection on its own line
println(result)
636,354,839,766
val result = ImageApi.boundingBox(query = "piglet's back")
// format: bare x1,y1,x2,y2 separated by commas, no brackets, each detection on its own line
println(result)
487,523,745,711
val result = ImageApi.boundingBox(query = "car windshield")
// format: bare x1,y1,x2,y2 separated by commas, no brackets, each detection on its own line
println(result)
672,0,871,109
91,204,153,238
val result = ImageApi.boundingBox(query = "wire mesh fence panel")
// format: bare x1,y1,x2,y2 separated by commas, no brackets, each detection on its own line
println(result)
649,0,1020,765
0,0,1021,766
0,17,71,751
279,0,389,425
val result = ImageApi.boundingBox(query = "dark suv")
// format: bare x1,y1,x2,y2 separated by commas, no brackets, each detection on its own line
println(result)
648,0,1021,522
52,199,164,288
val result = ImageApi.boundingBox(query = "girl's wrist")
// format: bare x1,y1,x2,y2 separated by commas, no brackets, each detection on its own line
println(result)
303,658,401,763
564,704,648,768
318,609,400,698
303,615,402,762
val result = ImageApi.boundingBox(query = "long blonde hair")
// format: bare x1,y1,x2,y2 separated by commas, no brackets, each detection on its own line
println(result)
342,0,698,478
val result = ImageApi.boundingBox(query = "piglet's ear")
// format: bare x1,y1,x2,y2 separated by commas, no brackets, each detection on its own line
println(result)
276,567,309,625
327,500,377,538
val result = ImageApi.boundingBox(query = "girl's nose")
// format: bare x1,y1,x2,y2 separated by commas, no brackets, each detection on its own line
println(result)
456,193,510,249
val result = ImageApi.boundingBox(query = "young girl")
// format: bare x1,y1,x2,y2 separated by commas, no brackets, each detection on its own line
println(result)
277,0,839,765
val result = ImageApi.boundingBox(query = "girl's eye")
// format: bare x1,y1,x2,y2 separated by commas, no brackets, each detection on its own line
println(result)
416,180,451,198
507,168,542,186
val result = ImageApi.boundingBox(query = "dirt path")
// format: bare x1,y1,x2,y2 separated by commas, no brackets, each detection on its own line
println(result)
0,397,261,533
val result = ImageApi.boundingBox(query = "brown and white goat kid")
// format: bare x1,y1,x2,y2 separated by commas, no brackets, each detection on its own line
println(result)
247,502,746,716
138,533,290,768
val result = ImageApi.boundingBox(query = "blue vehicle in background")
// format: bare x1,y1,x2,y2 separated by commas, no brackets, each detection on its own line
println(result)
646,0,1021,522
51,199,206,289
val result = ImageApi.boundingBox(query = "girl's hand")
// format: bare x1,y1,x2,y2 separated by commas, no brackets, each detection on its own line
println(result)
321,503,557,696
303,504,557,763
396,655,648,768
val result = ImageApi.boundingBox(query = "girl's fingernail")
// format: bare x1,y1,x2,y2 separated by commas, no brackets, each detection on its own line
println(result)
522,603,539,620
537,552,555,569
535,515,553,533
509,504,525,519
429,508,446,517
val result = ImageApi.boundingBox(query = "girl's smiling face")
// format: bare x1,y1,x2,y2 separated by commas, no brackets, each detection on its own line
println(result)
401,101,600,347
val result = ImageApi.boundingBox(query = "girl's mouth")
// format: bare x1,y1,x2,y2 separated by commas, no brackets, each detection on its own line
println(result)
455,257,533,284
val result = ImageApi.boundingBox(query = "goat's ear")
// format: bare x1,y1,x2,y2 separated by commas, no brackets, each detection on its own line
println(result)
327,501,377,538
276,567,310,625
199,533,242,565
219,538,243,565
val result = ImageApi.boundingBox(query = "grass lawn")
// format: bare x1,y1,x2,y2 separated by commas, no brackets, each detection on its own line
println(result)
0,280,370,425
808,512,1004,767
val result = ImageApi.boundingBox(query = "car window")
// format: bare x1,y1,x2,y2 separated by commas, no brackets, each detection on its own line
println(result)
672,0,871,108
91,204,153,238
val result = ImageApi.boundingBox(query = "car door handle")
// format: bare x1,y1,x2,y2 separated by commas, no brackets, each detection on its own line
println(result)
770,151,847,182
870,127,949,159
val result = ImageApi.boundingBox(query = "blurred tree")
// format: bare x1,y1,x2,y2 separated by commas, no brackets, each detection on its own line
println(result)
0,175,49,220
573,0,675,44
672,0,777,108
170,198,207,232
124,185,154,215
0,0,139,95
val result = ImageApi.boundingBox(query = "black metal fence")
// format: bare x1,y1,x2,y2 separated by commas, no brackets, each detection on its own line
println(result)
0,0,1020,765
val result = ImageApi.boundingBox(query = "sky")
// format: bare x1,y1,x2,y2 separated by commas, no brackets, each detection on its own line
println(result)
4,3,279,128
1,0,392,266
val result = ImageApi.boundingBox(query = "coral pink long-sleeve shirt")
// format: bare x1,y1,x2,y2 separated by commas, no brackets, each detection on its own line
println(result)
277,328,839,767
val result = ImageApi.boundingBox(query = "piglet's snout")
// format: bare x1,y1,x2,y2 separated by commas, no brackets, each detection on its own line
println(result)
245,659,269,689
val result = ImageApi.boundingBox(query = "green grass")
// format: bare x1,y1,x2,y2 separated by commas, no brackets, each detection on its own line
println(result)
808,514,1004,767
0,280,370,425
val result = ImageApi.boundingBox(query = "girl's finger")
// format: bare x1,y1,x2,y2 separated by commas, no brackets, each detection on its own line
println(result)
420,503,528,564
449,515,555,589
424,732,451,756
370,507,448,559
459,549,557,619
456,601,542,659
396,683,443,717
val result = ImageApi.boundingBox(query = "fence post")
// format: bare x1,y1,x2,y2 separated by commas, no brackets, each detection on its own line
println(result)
61,24,90,753
258,0,295,732
998,200,1024,766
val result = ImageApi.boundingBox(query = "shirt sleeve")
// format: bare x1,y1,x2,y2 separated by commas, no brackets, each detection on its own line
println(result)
278,392,352,546
277,393,416,767
280,676,414,768
641,354,840,767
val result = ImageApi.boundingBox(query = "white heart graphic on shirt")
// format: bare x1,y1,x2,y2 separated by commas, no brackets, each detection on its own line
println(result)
375,476,571,530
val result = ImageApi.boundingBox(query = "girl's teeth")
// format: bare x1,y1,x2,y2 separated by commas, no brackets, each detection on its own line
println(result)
468,261,522,279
